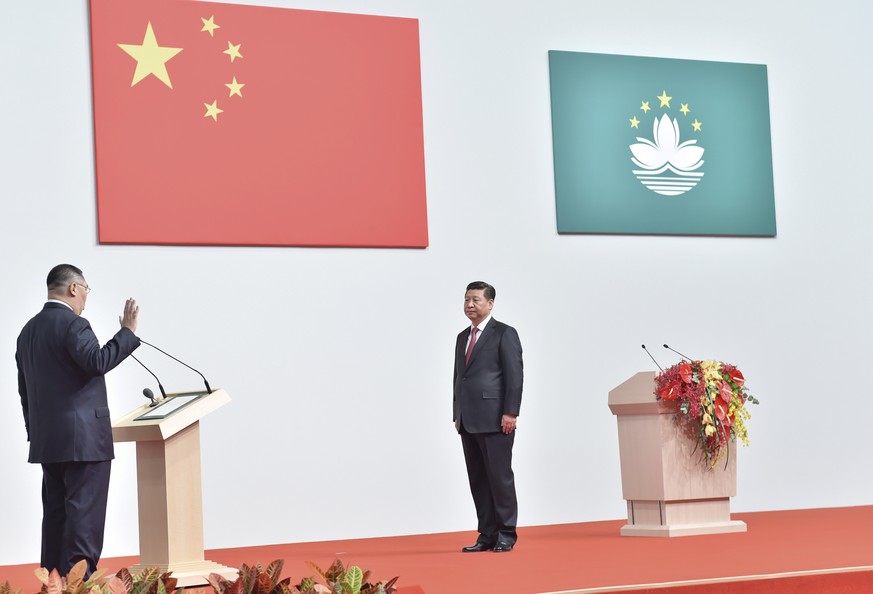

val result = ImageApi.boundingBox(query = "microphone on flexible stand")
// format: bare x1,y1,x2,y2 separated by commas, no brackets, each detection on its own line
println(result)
131,354,167,401
142,387,159,407
663,344,693,361
641,344,663,371
139,339,213,394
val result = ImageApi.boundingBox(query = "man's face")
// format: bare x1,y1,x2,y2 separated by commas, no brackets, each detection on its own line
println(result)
464,289,493,326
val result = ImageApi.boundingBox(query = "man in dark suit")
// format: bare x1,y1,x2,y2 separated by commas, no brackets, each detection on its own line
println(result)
453,281,523,553
16,264,141,577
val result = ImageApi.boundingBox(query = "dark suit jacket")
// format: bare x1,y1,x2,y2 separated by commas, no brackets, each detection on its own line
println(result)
453,318,523,433
16,302,141,464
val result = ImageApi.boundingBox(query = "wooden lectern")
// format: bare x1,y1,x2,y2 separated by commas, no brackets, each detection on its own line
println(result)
112,389,238,586
608,372,747,537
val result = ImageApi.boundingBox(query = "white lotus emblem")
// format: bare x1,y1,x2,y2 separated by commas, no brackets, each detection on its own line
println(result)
630,113,704,196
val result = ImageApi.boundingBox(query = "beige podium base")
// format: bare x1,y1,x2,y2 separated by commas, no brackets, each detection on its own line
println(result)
620,498,747,536
127,561,238,587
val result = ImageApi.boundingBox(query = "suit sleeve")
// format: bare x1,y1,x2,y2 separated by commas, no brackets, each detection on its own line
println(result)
499,326,523,416
16,350,29,440
65,317,141,376
452,332,463,421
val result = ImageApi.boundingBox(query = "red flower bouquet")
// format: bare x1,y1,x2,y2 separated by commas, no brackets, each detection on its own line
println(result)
655,360,759,467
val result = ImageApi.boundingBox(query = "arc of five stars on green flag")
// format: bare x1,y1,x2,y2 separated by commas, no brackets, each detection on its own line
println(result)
117,16,246,122
629,89,702,131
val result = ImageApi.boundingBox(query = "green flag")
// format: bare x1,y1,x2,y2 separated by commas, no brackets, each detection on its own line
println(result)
549,51,776,236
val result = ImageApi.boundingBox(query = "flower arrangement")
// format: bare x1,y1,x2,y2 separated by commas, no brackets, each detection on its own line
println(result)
654,360,759,467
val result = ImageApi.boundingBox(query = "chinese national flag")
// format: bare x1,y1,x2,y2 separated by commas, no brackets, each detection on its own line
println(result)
90,0,428,247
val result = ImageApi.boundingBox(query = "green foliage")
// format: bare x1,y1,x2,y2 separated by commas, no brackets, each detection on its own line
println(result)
24,557,397,594
300,559,397,594
207,559,397,594
208,561,294,594
32,561,178,594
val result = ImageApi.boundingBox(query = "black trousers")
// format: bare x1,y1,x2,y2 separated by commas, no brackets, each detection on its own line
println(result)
40,460,111,577
460,427,518,545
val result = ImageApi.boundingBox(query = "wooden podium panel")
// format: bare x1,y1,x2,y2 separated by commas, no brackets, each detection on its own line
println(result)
113,389,237,585
608,372,747,537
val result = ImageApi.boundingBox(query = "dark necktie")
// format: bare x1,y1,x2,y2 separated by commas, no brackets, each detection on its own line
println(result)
465,326,479,364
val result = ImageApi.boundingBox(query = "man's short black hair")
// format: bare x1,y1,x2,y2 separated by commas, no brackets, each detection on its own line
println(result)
47,264,84,292
466,281,495,301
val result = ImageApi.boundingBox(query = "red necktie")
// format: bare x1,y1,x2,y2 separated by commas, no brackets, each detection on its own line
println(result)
465,327,479,365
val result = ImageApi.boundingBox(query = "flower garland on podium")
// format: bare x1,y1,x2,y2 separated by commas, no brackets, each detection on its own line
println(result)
655,360,759,467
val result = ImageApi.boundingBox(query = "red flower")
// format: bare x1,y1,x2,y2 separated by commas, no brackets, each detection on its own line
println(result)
659,379,681,400
728,367,745,387
679,361,693,383
714,400,732,426
719,381,733,404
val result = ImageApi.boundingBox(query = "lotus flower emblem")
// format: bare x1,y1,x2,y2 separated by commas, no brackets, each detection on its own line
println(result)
630,113,705,196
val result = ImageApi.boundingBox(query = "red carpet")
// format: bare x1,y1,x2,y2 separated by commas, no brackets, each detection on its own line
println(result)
2,507,871,593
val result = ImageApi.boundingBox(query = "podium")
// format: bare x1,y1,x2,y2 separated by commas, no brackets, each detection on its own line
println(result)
112,389,238,585
608,372,747,537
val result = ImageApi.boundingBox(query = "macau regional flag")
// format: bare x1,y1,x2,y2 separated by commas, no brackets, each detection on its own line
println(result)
548,51,776,236
90,0,428,247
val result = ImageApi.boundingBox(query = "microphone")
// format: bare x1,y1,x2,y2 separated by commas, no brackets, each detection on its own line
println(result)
143,387,158,407
641,344,663,371
140,339,213,394
131,354,168,400
663,344,693,361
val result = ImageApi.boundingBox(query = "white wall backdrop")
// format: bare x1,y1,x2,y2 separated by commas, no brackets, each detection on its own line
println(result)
2,0,871,566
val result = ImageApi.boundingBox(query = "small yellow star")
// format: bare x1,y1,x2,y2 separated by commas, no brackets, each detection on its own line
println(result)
630,116,640,128
640,101,651,113
204,100,223,121
117,22,183,89
692,119,702,132
226,77,245,98
200,16,220,37
657,90,672,108
680,103,690,116
223,41,243,62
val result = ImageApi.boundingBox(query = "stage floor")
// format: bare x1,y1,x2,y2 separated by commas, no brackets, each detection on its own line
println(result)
2,506,871,593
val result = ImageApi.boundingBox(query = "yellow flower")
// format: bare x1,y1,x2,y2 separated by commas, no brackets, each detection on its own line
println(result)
700,360,723,384
702,413,712,425
705,424,716,437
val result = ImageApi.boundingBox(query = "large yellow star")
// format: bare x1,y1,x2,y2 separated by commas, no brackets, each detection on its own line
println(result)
629,116,640,129
657,90,672,108
204,100,223,121
118,22,183,89
680,103,691,116
226,77,245,98
640,101,651,113
692,119,702,132
223,41,243,62
200,16,220,37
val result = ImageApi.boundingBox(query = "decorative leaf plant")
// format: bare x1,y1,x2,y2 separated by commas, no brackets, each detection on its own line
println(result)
207,559,398,594
32,560,178,594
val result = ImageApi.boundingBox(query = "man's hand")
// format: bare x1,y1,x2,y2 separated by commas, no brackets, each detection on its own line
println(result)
119,298,139,333
501,414,518,434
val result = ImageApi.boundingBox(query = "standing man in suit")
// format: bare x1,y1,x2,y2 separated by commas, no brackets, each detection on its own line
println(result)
16,264,141,577
453,281,523,553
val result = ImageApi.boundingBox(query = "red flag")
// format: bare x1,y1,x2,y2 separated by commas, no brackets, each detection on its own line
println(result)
90,0,428,247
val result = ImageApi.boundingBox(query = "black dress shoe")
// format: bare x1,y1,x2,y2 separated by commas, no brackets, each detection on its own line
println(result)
492,542,514,552
461,542,493,552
